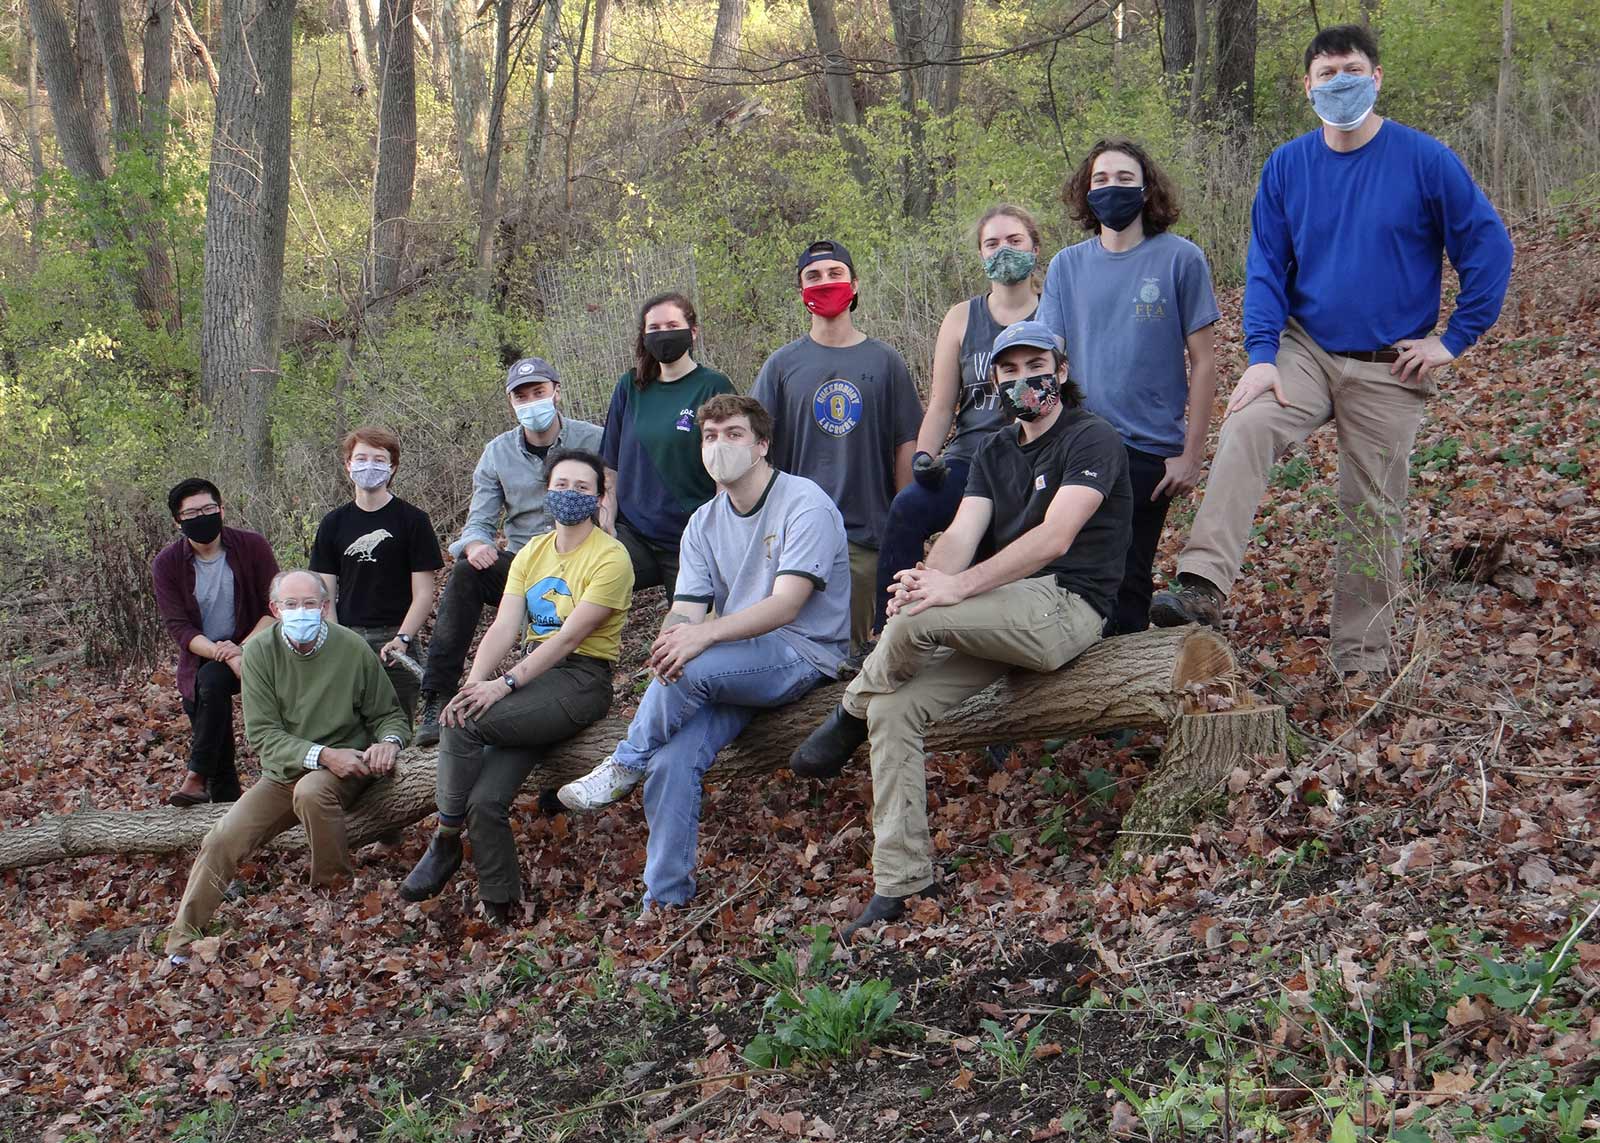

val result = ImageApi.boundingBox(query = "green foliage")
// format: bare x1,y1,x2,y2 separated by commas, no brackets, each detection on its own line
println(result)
740,925,906,1068
977,1016,1050,1078
741,977,904,1069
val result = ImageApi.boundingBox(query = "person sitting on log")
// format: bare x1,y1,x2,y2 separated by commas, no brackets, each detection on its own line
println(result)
414,357,603,748
165,570,410,965
790,320,1133,939
556,395,849,918
151,478,278,808
309,426,444,722
1148,24,1512,677
400,450,633,925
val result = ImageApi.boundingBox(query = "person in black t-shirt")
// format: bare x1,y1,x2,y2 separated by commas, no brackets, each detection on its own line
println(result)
792,320,1133,938
310,426,444,719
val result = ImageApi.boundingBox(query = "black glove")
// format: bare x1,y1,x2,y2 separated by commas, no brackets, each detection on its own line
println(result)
912,451,948,489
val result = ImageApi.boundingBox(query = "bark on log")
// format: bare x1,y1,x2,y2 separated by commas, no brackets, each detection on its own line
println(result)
0,628,1243,873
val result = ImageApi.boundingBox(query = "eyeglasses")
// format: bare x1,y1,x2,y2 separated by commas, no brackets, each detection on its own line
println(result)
177,504,222,521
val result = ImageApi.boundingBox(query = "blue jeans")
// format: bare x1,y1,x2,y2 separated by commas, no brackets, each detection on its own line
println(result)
615,633,824,905
873,459,972,633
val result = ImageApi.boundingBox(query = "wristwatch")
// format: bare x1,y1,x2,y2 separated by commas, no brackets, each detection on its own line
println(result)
502,673,518,691
382,734,404,746
396,634,413,646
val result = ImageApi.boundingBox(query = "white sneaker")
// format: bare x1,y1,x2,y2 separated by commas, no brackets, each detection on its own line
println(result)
558,755,644,811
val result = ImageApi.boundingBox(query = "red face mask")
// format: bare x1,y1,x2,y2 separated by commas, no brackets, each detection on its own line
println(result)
801,281,855,318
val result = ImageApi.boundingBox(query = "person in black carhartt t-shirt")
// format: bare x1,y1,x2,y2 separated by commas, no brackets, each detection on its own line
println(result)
792,320,1133,940
310,426,443,719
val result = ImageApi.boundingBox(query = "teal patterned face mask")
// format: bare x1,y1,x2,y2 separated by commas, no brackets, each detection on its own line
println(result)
983,246,1037,285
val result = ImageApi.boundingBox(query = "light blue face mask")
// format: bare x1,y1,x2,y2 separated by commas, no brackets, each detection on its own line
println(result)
515,398,557,433
1309,72,1377,131
281,607,325,644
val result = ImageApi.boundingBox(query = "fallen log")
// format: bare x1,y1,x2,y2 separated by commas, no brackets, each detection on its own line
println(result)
0,627,1278,873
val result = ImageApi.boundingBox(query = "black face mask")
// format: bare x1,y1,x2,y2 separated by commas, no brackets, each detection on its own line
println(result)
643,329,693,365
180,513,223,544
1086,184,1146,232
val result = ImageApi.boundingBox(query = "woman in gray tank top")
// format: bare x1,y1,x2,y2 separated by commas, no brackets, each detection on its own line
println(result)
862,205,1044,649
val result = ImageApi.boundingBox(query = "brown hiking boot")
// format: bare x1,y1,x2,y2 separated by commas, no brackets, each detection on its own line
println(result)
1149,574,1224,628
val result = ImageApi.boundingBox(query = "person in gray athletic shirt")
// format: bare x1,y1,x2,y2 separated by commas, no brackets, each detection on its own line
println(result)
557,394,849,914
752,239,923,654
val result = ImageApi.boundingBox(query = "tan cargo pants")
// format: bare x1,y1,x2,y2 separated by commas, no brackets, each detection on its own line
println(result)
167,769,372,954
842,576,1104,897
1178,321,1428,673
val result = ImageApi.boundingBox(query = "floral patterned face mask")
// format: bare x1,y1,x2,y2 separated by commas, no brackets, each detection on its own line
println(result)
997,371,1061,422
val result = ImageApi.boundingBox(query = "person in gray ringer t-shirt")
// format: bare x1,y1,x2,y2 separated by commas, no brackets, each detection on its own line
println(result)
557,394,849,913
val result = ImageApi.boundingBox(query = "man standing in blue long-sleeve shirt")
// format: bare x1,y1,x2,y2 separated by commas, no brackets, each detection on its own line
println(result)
1151,23,1513,675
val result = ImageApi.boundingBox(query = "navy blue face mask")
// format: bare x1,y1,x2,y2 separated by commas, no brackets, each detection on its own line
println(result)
1086,184,1146,233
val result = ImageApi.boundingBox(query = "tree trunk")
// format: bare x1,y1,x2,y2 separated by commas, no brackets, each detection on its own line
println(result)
707,0,745,73
24,10,46,252
173,0,217,95
588,0,608,74
1212,0,1255,129
74,0,112,169
885,0,963,217
472,0,511,299
90,0,138,141
1189,0,1209,121
367,0,416,306
560,0,588,223
140,0,174,154
199,0,294,507
1491,0,1514,206
1113,703,1287,862
341,0,376,96
1161,0,1195,112
441,0,489,210
30,0,108,180
806,0,869,187
523,0,561,211
0,629,1251,872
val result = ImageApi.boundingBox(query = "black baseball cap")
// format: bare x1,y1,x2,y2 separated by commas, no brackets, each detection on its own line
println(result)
795,239,855,279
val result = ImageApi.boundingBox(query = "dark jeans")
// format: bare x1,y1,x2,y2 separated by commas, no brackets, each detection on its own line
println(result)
349,625,419,723
419,550,514,698
616,520,681,596
872,459,972,633
436,655,612,902
182,659,241,801
1114,445,1176,635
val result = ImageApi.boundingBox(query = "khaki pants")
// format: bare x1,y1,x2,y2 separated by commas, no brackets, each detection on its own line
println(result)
1179,321,1427,673
842,577,1104,896
847,542,878,652
168,769,372,954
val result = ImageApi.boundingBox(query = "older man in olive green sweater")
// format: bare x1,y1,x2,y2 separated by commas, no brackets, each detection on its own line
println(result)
167,570,409,962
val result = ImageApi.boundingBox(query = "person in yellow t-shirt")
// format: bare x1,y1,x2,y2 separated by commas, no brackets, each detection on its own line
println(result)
399,449,632,923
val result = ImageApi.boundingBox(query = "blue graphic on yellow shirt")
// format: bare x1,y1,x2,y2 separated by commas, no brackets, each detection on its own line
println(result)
524,576,572,636
813,379,863,437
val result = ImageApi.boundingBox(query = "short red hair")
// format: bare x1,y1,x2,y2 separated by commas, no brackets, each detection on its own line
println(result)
340,425,402,468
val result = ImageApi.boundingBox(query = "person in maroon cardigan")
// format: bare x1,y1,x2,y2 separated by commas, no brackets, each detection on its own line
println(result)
151,479,278,806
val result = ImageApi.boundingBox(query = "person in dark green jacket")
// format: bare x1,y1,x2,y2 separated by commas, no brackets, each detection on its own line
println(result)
166,570,410,963
599,291,734,594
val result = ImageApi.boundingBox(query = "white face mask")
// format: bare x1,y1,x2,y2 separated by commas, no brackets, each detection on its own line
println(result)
349,460,392,490
702,440,759,485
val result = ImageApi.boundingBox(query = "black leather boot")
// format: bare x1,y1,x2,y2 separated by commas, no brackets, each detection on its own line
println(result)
398,829,463,902
789,705,869,781
843,883,938,942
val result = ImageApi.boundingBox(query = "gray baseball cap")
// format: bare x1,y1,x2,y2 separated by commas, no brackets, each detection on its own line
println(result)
505,356,560,392
991,319,1065,358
